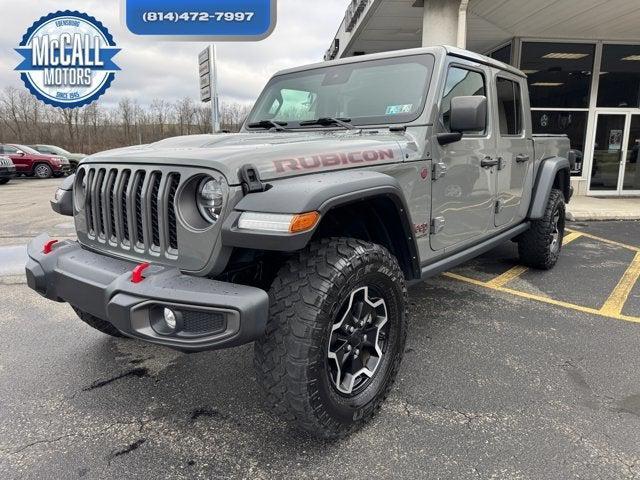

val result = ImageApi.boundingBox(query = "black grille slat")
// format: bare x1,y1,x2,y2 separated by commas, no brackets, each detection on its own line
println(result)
150,173,161,248
107,170,117,241
134,171,146,247
120,170,131,243
95,169,106,238
167,174,180,251
85,169,95,235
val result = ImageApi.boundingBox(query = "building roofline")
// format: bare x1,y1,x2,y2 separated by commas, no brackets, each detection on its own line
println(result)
274,45,526,78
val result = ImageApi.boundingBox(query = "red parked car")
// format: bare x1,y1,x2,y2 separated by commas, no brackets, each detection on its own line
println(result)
0,144,71,178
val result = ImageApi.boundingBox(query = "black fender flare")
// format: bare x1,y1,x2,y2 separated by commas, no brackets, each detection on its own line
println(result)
221,170,420,277
528,156,571,220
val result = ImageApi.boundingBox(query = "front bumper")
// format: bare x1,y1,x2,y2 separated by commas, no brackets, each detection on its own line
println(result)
0,166,16,179
25,234,269,352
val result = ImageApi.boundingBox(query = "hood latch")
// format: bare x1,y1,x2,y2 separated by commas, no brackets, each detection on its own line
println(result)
239,164,265,194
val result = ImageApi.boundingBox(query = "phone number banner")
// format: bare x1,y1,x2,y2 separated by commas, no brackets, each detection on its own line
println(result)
124,0,276,40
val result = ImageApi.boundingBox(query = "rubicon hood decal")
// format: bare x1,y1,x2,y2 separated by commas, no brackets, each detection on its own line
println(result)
274,149,396,173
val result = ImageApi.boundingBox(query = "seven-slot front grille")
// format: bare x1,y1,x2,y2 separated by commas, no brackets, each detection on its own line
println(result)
81,167,181,257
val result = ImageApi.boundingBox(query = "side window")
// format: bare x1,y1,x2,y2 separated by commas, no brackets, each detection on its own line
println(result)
496,77,523,136
3,146,18,154
440,66,486,134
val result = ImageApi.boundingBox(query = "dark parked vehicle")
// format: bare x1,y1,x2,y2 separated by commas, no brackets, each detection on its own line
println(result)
0,155,16,184
30,144,86,172
0,144,71,178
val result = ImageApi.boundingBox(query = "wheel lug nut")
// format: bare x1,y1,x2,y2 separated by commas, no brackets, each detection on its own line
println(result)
363,334,367,342
354,349,360,357
349,326,355,333
346,344,352,351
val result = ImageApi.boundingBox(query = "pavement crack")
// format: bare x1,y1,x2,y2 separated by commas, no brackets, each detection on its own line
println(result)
106,438,146,463
190,408,220,420
82,367,150,391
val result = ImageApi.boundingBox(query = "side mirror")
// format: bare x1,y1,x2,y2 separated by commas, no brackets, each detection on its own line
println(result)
438,96,487,146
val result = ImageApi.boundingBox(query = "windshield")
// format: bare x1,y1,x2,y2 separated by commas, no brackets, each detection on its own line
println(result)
14,145,41,155
39,145,69,155
247,54,434,129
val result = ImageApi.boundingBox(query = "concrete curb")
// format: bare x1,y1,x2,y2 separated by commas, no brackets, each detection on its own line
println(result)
567,210,640,222
566,196,640,222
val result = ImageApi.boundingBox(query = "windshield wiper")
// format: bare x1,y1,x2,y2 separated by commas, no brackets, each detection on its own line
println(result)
299,117,356,130
247,120,289,131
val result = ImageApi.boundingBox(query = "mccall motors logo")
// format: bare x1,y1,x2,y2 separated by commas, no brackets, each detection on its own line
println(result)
15,11,120,108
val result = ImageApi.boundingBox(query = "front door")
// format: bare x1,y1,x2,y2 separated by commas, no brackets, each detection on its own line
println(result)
493,75,534,227
430,62,496,251
589,112,627,193
622,115,640,194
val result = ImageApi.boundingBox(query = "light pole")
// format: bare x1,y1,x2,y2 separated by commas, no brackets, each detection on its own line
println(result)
211,44,221,133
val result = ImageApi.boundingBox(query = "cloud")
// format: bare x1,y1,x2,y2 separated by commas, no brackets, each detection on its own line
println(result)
0,0,347,107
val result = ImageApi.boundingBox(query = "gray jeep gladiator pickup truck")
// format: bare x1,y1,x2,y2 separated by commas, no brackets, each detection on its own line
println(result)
27,46,572,438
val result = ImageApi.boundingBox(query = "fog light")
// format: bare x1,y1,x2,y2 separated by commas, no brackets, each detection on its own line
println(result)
163,308,177,331
150,306,182,335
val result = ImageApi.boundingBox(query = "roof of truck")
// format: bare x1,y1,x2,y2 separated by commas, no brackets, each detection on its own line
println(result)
275,45,526,79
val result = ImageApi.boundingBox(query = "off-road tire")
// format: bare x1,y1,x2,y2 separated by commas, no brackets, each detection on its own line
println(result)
0,178,9,185
254,238,408,439
72,306,125,338
33,163,53,179
518,188,565,270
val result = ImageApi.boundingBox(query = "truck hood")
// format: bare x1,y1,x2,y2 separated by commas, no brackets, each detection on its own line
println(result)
85,131,406,185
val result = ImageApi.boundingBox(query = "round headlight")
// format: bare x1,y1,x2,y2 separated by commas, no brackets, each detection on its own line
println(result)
197,177,225,223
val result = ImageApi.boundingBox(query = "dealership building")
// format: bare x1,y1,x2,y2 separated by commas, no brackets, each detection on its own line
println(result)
326,0,640,196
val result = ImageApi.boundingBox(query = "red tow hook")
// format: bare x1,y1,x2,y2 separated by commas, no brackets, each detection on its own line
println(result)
43,239,59,254
131,262,151,284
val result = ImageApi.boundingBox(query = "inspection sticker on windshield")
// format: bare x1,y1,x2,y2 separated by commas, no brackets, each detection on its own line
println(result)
385,104,413,115
123,0,277,40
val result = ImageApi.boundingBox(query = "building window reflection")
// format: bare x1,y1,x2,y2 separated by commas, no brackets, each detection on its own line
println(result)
531,111,588,175
520,42,595,108
597,44,640,108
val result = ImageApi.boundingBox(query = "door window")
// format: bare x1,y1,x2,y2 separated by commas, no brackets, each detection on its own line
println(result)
591,114,625,191
496,78,523,136
623,115,640,191
440,66,486,134
2,146,18,154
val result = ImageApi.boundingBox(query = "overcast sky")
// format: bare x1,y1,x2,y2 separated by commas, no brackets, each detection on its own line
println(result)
0,0,348,108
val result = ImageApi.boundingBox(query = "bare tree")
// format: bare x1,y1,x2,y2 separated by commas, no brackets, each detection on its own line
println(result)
0,88,254,153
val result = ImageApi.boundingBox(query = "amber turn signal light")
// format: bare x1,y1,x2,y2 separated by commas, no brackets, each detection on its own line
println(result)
289,211,320,233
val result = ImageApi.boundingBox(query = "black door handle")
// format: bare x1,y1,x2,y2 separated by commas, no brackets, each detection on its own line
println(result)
481,156,499,168
516,154,530,163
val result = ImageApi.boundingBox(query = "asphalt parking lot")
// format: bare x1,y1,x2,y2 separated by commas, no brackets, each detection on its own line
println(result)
1,177,639,479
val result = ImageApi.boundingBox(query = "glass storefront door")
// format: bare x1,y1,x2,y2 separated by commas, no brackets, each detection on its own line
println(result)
589,111,640,194
623,115,640,192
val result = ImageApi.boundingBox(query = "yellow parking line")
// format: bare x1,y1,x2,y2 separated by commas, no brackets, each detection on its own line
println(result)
486,265,529,288
566,228,639,252
600,251,640,317
562,231,584,246
485,232,583,288
442,271,640,325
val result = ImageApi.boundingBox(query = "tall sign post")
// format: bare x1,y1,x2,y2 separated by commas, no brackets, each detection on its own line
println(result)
198,45,221,133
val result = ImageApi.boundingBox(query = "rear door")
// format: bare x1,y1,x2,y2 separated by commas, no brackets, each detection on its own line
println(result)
493,74,534,227
430,60,496,251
